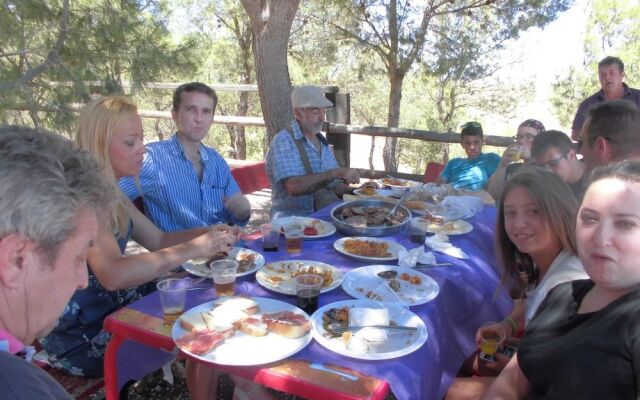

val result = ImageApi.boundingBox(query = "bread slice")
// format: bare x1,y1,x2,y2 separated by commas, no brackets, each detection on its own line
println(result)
208,306,248,331
180,312,208,332
239,317,269,337
262,311,310,339
213,296,260,315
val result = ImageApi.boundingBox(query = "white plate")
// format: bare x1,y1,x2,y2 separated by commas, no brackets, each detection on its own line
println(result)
333,237,406,262
310,299,428,360
378,177,414,189
341,265,439,306
425,219,473,235
352,188,395,198
183,247,265,278
255,260,343,295
271,216,336,239
172,297,312,366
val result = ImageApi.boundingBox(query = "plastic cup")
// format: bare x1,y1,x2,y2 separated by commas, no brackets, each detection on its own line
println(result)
295,274,323,314
156,278,187,322
261,223,279,252
284,224,303,253
479,322,506,361
210,259,239,297
409,218,429,244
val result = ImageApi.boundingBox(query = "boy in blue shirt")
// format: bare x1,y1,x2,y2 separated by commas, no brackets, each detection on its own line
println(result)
436,121,500,190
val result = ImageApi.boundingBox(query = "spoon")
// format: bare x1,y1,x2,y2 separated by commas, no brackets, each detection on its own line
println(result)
388,188,411,216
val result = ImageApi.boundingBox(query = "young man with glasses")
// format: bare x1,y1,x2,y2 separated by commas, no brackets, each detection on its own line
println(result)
435,121,500,191
531,130,586,200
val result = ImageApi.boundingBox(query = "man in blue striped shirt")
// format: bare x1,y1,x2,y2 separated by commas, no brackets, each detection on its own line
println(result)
266,86,361,218
120,82,250,230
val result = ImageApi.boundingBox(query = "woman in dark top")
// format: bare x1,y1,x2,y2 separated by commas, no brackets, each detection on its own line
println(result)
483,160,640,399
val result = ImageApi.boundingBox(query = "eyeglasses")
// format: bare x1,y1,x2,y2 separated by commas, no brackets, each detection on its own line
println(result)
537,155,566,169
513,134,536,141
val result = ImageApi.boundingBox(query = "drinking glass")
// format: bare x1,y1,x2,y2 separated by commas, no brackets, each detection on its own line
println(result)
295,274,323,314
284,224,303,253
156,278,187,322
261,223,280,252
210,259,239,297
479,322,506,361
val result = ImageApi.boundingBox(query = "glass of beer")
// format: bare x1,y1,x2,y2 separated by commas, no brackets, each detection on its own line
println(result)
479,322,506,362
210,259,239,297
295,274,323,314
156,278,187,322
284,224,303,253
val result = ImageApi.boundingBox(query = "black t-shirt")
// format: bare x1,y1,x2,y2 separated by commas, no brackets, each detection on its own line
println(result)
0,352,72,399
519,279,640,400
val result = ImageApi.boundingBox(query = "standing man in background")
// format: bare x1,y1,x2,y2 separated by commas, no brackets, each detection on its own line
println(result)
571,56,640,140
120,82,251,230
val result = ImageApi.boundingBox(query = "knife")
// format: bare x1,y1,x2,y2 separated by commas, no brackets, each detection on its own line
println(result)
348,325,418,332
309,363,359,381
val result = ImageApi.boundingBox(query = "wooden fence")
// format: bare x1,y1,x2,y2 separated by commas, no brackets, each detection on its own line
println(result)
45,81,513,181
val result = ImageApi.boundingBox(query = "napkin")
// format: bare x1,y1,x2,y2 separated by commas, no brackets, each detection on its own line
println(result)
398,246,437,267
424,233,469,259
441,195,484,219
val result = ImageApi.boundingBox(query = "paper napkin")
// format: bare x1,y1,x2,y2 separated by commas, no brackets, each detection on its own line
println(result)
398,246,437,267
424,233,469,259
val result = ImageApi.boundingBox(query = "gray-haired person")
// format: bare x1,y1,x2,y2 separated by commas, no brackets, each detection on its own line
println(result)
0,126,116,399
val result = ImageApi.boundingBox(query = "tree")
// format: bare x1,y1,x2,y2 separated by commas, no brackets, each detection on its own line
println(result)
239,0,300,144
323,0,571,172
0,0,197,133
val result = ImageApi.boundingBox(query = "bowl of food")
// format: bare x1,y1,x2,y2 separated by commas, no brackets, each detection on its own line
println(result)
330,200,411,237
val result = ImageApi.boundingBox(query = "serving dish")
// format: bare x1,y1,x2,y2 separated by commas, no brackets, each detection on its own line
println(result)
330,200,410,237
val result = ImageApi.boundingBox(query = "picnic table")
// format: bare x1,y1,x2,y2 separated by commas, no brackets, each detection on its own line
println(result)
103,203,511,400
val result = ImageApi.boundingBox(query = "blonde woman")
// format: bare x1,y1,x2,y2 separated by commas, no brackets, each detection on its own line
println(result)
41,96,237,377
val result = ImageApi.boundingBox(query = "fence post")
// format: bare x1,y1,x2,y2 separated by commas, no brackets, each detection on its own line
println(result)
325,92,351,167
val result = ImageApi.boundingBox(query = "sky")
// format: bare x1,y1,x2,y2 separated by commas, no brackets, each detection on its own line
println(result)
353,0,592,171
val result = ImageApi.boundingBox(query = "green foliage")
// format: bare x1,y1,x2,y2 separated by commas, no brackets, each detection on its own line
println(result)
0,0,198,134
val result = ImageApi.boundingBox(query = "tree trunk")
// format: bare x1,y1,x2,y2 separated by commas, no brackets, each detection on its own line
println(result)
233,27,252,160
240,0,299,147
383,68,403,172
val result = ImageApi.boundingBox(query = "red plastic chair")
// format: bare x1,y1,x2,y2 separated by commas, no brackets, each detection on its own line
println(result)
423,162,444,183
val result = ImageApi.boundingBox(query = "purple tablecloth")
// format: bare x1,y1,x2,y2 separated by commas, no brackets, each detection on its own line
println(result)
121,204,511,400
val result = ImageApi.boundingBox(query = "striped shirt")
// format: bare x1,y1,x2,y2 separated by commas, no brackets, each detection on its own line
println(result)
119,134,246,231
265,121,339,218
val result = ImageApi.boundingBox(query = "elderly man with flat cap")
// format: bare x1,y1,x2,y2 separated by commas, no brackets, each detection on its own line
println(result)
266,85,362,218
